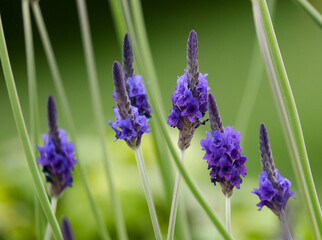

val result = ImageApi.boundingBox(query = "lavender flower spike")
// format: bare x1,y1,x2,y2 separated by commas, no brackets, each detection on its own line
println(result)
252,123,294,220
168,30,210,150
37,96,77,198
62,217,75,240
120,33,152,118
109,61,150,149
200,93,247,197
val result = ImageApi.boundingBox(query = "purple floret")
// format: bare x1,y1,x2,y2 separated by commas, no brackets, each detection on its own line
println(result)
200,126,247,194
37,129,77,196
109,106,150,143
252,169,294,216
168,70,209,130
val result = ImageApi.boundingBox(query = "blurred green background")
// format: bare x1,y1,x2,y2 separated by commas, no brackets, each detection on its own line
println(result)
0,0,321,239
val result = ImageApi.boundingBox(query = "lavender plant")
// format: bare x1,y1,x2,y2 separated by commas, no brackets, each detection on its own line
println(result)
37,96,77,240
38,96,77,198
252,123,294,240
168,30,209,150
200,93,247,233
167,30,210,240
109,34,161,239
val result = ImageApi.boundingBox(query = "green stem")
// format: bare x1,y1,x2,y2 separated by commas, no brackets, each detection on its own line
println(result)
75,0,128,239
252,1,322,238
119,0,232,239
44,197,58,240
167,150,185,240
30,2,111,239
21,0,44,238
225,196,231,234
0,15,62,240
133,147,162,240
235,0,276,139
293,0,322,28
108,0,127,45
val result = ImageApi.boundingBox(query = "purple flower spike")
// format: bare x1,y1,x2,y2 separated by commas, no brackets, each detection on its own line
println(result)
122,32,134,80
37,96,77,198
201,126,247,197
62,217,75,240
252,123,294,220
120,33,152,118
200,93,247,196
168,30,210,150
109,61,150,149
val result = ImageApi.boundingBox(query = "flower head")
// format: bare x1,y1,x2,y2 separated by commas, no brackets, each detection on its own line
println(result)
200,93,247,196
168,30,210,150
37,96,77,197
120,33,152,118
109,61,150,149
252,124,294,219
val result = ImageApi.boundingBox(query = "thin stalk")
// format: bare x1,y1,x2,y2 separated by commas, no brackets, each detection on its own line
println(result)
235,0,276,139
252,0,322,238
225,197,231,234
119,1,232,239
293,0,322,28
0,15,62,240
108,0,127,45
75,0,128,239
21,0,44,238
44,197,58,240
30,2,111,239
133,147,162,240
282,221,293,240
167,150,185,240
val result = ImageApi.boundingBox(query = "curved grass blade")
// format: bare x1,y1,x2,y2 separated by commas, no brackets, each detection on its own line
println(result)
0,14,62,240
252,0,322,238
21,0,45,238
75,0,128,239
293,0,322,28
30,2,111,239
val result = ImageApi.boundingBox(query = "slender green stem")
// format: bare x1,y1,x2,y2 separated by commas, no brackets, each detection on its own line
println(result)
225,197,231,234
252,1,322,238
30,2,111,239
167,150,185,240
44,197,58,240
75,0,128,239
119,0,232,238
0,15,62,240
235,0,276,140
108,0,127,45
293,0,322,28
133,147,162,240
21,1,44,238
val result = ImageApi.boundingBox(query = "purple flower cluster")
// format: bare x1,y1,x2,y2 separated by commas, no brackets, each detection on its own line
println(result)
109,106,150,142
168,70,209,129
200,126,247,195
252,169,294,216
38,129,77,196
113,74,152,118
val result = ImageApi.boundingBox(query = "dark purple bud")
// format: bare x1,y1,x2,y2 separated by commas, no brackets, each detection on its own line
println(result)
208,93,223,132
62,217,75,240
122,33,134,80
47,96,60,151
259,123,276,184
113,61,133,120
187,30,199,94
